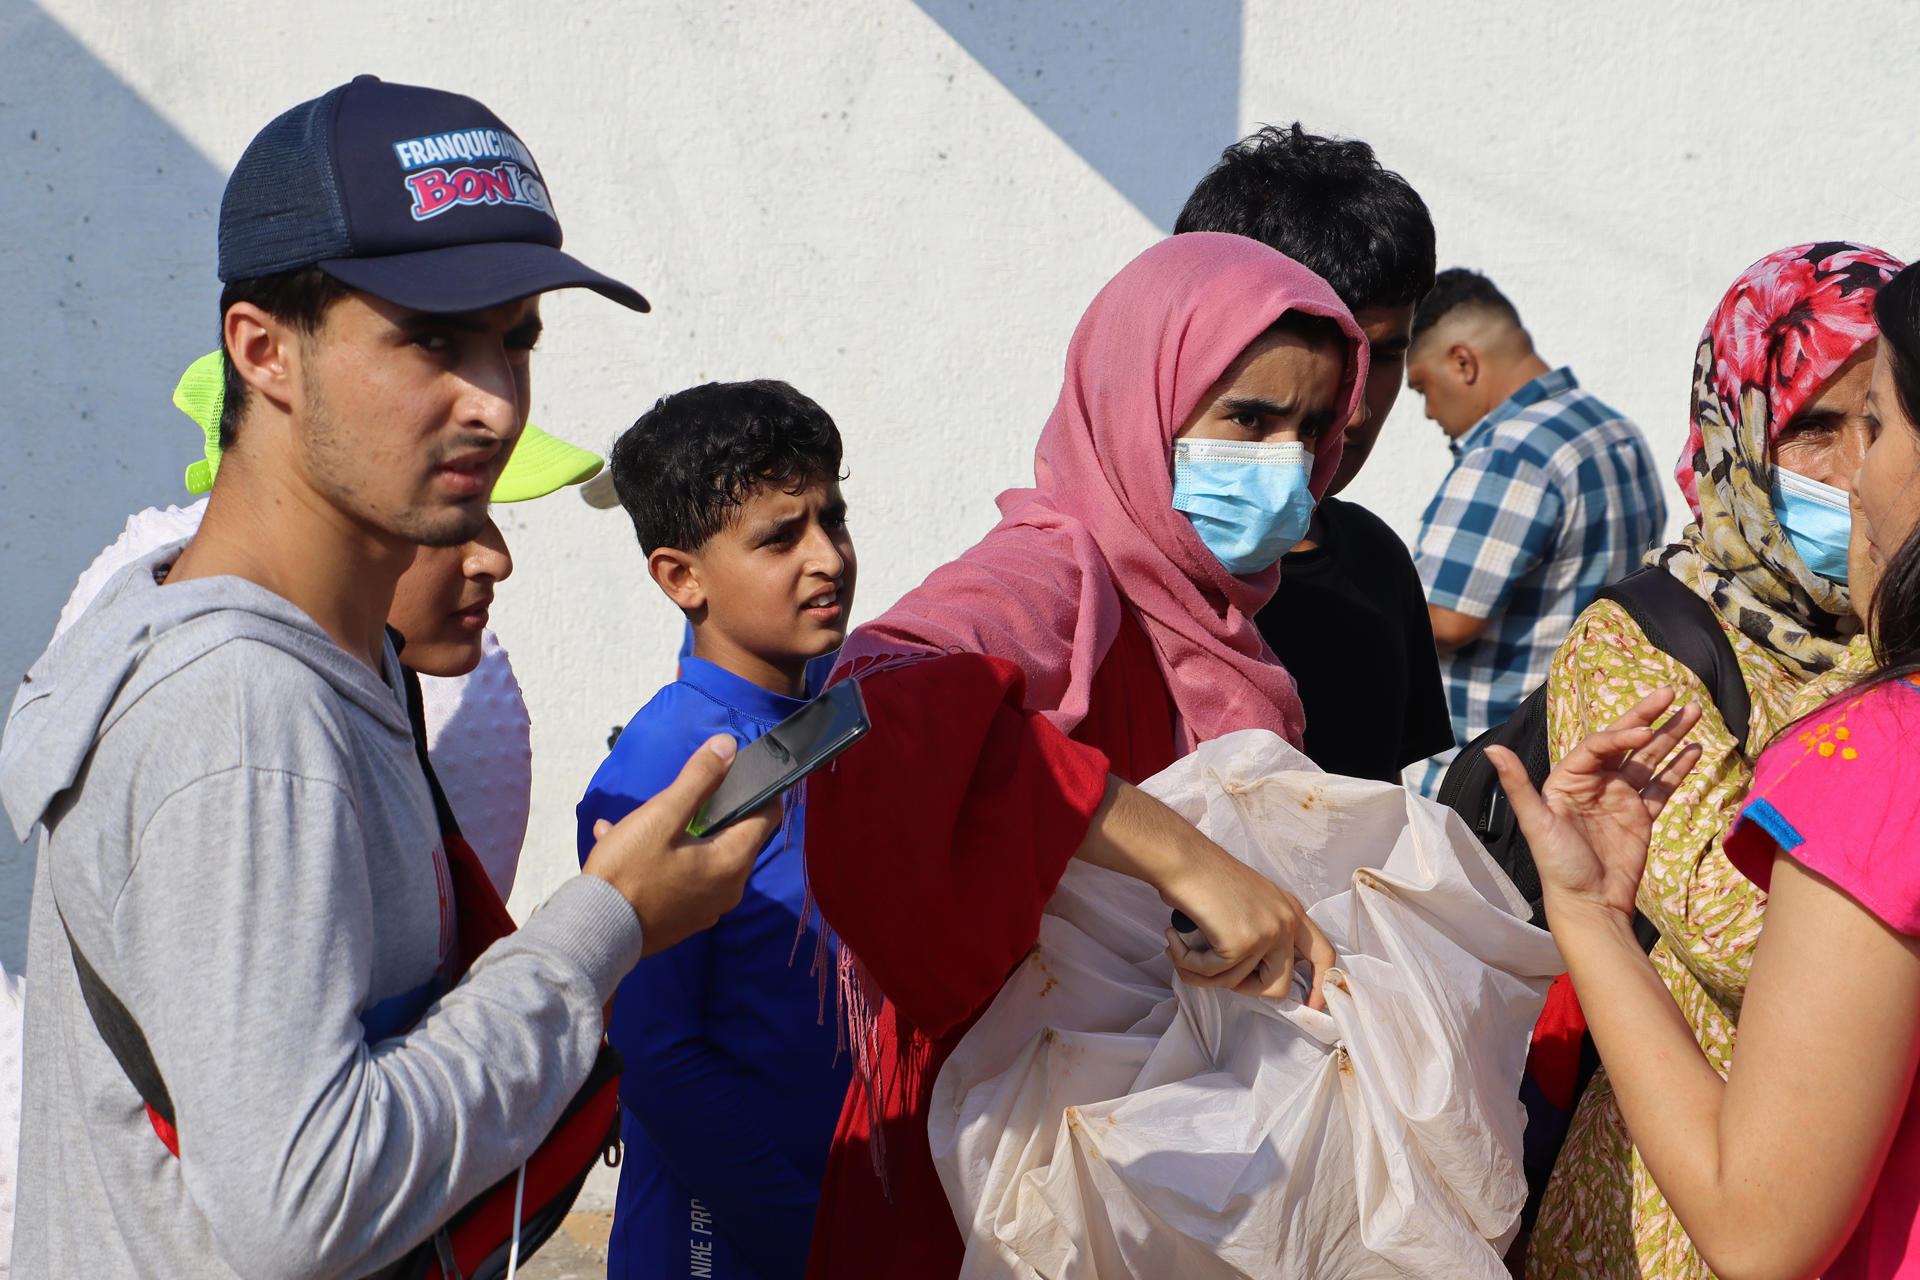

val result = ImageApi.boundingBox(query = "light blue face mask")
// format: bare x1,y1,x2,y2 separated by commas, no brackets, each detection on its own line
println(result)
1772,467,1852,584
1171,438,1315,576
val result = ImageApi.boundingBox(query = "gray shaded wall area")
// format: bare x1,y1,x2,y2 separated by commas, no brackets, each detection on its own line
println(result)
911,0,1239,228
0,0,225,970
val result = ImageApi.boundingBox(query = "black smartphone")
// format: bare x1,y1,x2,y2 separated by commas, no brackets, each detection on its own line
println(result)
688,679,871,836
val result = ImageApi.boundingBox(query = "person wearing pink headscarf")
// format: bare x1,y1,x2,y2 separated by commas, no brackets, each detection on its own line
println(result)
1524,241,1903,1280
800,233,1370,1279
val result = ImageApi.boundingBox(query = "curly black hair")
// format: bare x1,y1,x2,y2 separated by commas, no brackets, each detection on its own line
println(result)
610,379,843,553
1175,122,1435,312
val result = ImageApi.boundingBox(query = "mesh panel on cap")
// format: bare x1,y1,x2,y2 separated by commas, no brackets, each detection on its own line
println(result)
217,84,356,280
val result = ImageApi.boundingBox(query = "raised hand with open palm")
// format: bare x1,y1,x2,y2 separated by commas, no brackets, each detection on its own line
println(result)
1484,687,1705,925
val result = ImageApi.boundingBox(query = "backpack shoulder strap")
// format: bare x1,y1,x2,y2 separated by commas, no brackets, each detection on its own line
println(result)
396,647,518,970
53,896,179,1154
1594,567,1752,746
53,649,500,1165
394,630,461,840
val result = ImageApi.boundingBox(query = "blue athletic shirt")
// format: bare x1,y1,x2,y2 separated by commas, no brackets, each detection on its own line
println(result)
577,656,850,1279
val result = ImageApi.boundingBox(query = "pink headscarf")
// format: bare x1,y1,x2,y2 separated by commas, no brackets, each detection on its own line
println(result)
837,232,1367,750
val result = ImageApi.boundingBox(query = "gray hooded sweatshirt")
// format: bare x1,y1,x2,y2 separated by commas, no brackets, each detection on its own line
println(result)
0,546,646,1278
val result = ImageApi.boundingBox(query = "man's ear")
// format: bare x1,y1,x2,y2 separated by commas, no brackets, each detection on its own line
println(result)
648,547,706,611
223,301,300,419
1448,342,1480,387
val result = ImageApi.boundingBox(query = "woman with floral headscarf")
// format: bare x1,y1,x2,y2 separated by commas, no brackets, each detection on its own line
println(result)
1526,241,1904,1280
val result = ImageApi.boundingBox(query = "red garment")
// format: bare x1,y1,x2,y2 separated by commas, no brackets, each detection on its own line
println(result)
1526,974,1587,1113
804,611,1177,1279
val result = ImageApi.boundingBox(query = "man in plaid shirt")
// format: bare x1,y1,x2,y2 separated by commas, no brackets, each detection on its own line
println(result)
1404,269,1665,795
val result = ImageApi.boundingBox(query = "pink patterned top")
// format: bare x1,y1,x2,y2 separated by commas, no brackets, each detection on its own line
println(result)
1726,675,1920,1279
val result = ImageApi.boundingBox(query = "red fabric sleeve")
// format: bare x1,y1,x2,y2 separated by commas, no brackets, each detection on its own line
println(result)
806,652,1113,1039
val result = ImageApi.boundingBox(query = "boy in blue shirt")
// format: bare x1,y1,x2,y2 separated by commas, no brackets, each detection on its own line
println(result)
579,380,855,1280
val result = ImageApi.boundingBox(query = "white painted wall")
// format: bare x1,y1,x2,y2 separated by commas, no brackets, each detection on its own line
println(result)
4,0,1918,965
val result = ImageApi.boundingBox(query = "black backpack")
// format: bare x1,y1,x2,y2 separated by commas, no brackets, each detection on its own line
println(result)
1437,566,1752,931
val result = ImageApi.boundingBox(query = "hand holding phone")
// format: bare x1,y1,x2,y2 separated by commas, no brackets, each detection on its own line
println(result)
688,679,871,835
583,735,778,956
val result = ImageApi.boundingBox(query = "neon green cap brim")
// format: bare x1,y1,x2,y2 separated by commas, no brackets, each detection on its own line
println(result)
490,424,604,501
176,352,602,502
176,352,225,496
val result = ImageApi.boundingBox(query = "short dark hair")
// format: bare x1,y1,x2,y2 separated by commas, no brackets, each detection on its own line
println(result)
1410,268,1523,346
610,379,844,554
1174,123,1435,312
217,267,353,446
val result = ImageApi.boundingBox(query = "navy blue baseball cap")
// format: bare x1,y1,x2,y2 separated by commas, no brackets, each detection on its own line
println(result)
217,75,648,313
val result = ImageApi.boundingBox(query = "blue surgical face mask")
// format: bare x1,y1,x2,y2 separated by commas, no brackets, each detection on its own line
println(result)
1772,467,1852,584
1171,438,1315,576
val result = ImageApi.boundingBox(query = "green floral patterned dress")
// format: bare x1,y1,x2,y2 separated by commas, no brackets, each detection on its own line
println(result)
1526,602,1872,1279
1523,241,1895,1278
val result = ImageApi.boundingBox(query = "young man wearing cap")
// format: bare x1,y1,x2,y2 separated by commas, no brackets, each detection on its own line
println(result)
0,77,773,1276
55,352,606,900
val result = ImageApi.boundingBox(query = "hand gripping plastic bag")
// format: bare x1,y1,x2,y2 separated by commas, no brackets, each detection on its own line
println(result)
930,730,1564,1279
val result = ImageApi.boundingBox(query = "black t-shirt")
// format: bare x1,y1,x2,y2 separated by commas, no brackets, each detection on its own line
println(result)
1257,496,1455,783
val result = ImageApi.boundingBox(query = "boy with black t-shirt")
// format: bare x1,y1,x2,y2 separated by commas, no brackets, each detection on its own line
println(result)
1175,123,1453,781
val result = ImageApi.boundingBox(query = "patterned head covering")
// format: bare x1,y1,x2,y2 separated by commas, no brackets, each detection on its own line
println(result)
1655,241,1902,679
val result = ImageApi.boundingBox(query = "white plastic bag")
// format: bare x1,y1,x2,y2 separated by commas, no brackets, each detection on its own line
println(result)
930,730,1563,1279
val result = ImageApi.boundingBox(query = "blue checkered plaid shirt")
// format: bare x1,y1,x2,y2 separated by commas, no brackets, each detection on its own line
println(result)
1409,368,1666,796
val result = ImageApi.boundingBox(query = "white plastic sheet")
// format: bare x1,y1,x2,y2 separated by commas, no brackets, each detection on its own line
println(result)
930,730,1563,1279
